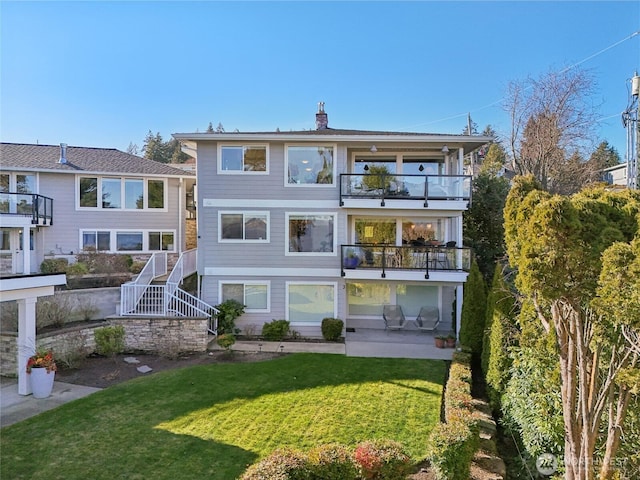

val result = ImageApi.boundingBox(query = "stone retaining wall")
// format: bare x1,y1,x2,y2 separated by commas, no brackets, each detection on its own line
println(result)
1,317,209,377
109,316,209,354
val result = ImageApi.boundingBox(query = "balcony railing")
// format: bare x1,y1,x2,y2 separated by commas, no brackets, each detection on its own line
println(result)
341,244,472,279
339,174,471,207
0,192,54,225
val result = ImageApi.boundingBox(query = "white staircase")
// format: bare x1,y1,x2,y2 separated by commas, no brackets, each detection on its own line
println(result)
120,249,219,335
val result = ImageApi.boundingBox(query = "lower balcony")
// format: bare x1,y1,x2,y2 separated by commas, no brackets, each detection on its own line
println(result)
340,243,471,280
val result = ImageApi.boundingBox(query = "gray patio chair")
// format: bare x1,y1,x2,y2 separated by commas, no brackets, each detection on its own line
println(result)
414,306,440,332
382,305,407,330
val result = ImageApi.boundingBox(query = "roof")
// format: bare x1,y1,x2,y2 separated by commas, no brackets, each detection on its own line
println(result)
173,127,492,156
0,143,194,177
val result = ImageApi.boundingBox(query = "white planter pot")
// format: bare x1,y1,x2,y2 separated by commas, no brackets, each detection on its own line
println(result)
30,368,56,399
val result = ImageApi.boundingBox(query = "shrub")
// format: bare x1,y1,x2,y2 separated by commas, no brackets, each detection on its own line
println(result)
36,295,73,329
94,325,125,357
66,261,89,275
425,418,479,480
216,333,236,351
240,448,311,480
75,297,99,321
321,318,344,341
75,251,132,274
40,258,69,274
55,331,90,369
459,259,487,356
262,319,290,341
352,439,411,480
307,444,358,480
214,299,245,335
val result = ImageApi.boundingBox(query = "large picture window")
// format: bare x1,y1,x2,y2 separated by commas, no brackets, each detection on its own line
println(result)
287,213,335,254
219,145,268,173
219,212,269,242
78,176,166,210
220,282,270,312
286,145,334,185
80,229,176,252
287,283,336,325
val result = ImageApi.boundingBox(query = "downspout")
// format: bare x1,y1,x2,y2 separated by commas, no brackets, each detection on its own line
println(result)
178,178,183,254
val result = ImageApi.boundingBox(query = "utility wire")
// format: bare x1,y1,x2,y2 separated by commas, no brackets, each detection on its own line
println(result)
405,30,640,130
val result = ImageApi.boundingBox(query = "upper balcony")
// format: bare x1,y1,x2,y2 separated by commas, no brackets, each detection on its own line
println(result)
339,174,471,210
341,243,472,282
0,192,53,227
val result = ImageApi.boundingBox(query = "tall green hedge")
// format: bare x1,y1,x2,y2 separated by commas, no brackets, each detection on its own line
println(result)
459,259,486,355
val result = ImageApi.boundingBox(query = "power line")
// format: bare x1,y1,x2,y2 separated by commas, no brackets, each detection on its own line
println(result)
405,30,640,131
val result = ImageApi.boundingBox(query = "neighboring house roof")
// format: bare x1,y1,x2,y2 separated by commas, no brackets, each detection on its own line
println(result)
0,143,194,177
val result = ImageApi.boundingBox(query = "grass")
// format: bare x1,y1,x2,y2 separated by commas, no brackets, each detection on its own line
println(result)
1,353,445,480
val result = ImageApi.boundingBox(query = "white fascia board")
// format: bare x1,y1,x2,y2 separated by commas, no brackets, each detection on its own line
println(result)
0,167,192,179
173,132,493,146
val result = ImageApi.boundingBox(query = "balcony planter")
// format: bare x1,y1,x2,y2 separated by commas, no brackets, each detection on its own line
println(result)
435,336,446,348
446,335,456,348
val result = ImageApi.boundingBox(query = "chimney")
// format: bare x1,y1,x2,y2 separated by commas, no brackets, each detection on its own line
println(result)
59,143,68,164
315,102,328,130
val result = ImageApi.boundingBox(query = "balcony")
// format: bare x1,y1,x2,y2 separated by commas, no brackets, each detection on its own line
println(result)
339,174,471,210
340,244,471,280
0,193,53,226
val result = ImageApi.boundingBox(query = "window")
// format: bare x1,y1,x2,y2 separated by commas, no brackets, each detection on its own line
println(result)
80,177,98,207
219,145,267,173
0,229,10,251
287,213,335,254
220,282,269,312
82,231,111,251
348,283,391,316
149,231,174,251
286,146,334,185
101,178,121,209
219,212,269,242
78,176,166,210
80,229,176,252
287,283,336,325
124,179,143,209
116,232,143,251
148,180,164,208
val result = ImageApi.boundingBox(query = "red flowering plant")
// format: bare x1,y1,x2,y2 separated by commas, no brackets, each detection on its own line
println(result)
26,348,57,374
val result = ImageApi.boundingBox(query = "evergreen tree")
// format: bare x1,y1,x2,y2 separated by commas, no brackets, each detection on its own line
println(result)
459,259,486,356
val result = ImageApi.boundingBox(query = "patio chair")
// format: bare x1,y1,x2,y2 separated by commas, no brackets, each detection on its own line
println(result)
383,305,407,330
414,306,440,332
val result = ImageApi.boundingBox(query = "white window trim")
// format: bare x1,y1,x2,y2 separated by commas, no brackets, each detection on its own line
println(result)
284,143,337,187
76,176,168,212
218,281,271,313
1,172,39,193
285,212,337,256
218,211,270,243
217,144,269,175
285,281,338,326
79,229,177,253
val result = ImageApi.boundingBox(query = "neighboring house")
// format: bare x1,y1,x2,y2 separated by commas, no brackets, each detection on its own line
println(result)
601,162,628,187
0,142,195,275
174,104,491,338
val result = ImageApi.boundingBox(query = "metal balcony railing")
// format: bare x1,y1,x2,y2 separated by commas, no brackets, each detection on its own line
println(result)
339,174,471,207
341,244,472,279
0,192,54,225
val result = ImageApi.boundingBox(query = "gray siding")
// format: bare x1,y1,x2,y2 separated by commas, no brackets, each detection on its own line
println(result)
35,172,185,266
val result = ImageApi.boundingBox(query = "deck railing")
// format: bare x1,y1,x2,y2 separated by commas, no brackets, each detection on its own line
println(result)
339,174,471,207
120,249,219,334
341,244,471,278
0,192,54,225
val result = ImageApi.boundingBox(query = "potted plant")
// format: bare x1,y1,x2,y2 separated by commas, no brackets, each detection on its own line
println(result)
343,249,360,269
26,348,57,398
434,335,446,348
446,334,456,348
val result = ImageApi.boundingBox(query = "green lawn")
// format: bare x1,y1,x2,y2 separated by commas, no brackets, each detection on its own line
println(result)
1,353,445,480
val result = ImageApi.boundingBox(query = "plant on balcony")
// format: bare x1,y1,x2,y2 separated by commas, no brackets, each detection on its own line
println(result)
362,165,393,191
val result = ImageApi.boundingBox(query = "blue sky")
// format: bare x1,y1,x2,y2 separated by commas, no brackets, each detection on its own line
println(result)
1,1,639,159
